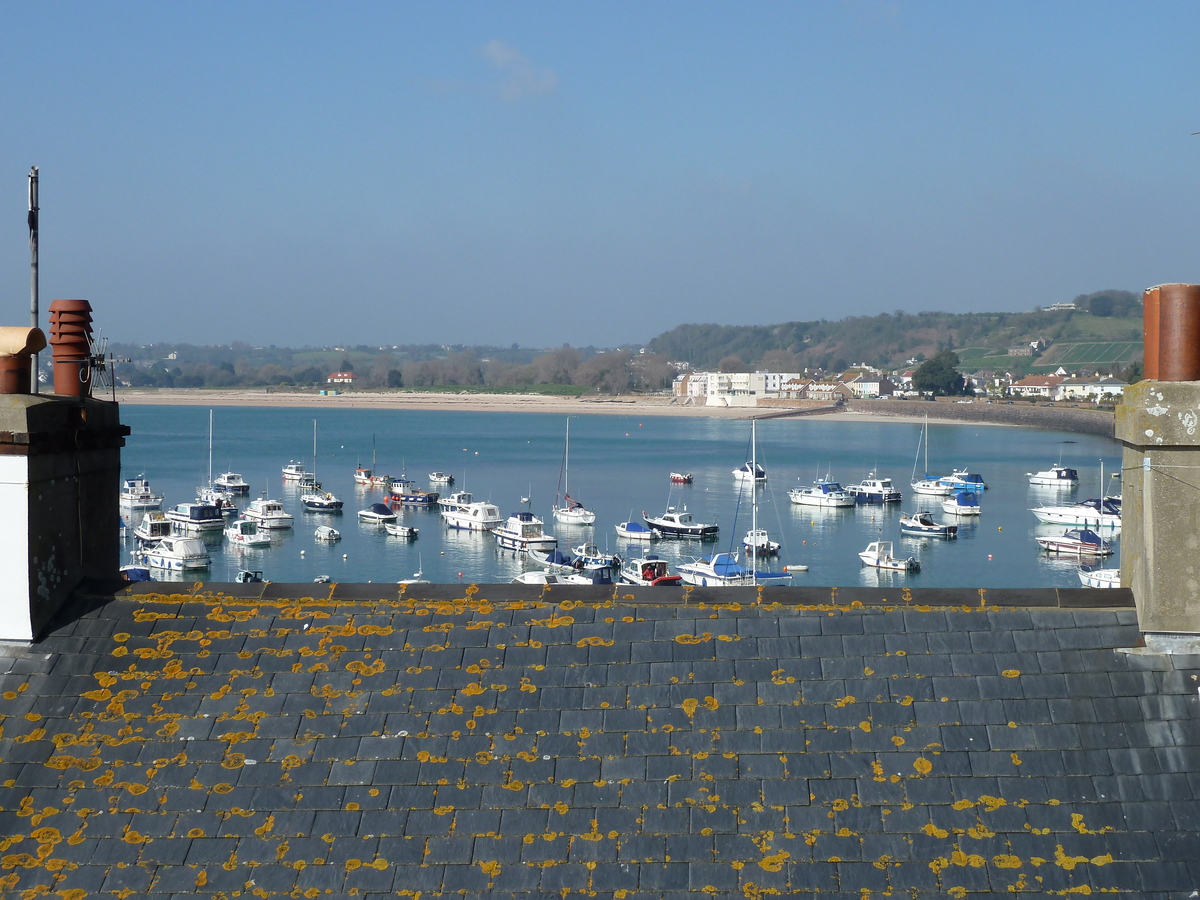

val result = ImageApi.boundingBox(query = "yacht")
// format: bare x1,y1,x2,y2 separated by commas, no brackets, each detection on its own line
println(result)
133,510,172,543
677,552,791,587
1078,566,1120,588
845,474,902,504
142,535,210,571
1036,528,1113,556
243,496,294,529
789,478,855,508
439,492,503,531
213,472,250,495
120,476,164,511
493,511,557,553
165,501,225,532
1027,464,1079,488
899,511,958,538
642,507,718,539
282,461,309,481
301,485,344,512
1030,497,1121,529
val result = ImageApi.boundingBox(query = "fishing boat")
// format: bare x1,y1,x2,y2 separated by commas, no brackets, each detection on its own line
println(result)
142,535,211,571
493,511,557,553
428,471,454,485
165,501,225,533
282,461,309,481
669,472,693,484
620,555,683,586
314,525,341,541
899,511,958,538
1036,528,1113,556
942,490,981,516
858,540,920,571
615,520,659,541
789,477,855,508
389,478,440,508
225,517,272,548
301,421,344,512
439,491,504,531
732,461,767,483
552,418,597,525
213,472,250,495
643,507,719,539
243,496,294,529
743,529,780,555
910,417,954,497
119,475,164,511
1027,464,1079,488
846,474,902,504
1078,566,1120,588
353,467,393,487
358,502,397,524
133,510,172,543
384,522,419,539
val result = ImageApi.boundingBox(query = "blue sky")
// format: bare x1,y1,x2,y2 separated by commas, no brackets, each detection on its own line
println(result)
1,2,1198,348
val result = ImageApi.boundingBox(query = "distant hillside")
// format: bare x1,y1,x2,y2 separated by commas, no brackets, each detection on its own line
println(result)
647,291,1142,373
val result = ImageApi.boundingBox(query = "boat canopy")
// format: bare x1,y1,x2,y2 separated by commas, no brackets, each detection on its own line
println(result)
368,503,392,516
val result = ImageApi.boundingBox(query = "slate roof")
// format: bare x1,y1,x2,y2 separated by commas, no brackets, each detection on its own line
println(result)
1,581,1197,898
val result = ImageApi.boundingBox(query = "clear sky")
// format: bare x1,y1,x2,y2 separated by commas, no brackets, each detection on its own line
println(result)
1,2,1198,349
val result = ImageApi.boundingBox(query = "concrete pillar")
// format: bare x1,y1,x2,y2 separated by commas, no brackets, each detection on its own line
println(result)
0,394,128,640
1115,381,1200,634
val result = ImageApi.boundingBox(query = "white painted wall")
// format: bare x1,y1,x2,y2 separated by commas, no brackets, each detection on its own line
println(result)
0,455,31,640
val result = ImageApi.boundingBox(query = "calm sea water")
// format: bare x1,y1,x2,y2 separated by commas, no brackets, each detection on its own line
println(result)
119,405,1122,587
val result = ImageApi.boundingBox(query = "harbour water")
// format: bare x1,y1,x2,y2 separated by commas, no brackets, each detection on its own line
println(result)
120,405,1122,587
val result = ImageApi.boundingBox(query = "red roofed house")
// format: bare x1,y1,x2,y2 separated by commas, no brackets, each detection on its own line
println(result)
326,371,359,385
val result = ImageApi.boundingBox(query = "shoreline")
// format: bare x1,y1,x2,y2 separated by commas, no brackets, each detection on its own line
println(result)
113,388,954,425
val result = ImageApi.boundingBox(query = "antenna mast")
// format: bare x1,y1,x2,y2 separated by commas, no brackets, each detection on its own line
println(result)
28,167,39,394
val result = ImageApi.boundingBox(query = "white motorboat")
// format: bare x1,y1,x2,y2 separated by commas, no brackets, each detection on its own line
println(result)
1027,464,1079,488
513,566,617,585
1030,497,1121,529
859,540,920,572
846,474,902,504
899,511,958,538
358,502,398,524
165,501,225,532
439,492,504,531
938,469,988,492
552,418,597,525
733,461,767,483
789,478,855,508
615,521,659,541
743,529,780,556
314,525,341,541
494,511,557,553
643,507,719,539
120,476,164,511
133,510,172,543
244,496,294,529
619,555,683,586
1078,566,1121,588
942,491,981,516
385,522,419,539
225,517,272,548
213,472,250,495
282,461,309,481
428,471,454,485
142,535,210,571
1036,528,1113,556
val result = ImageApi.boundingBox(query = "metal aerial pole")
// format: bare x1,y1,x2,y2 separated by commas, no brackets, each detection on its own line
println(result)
28,166,39,394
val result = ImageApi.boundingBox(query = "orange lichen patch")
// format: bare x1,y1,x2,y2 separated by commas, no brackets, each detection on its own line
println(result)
44,755,102,772
757,849,790,872
681,698,699,719
834,696,856,707
978,795,1007,813
923,823,949,839
913,757,933,776
575,637,614,647
993,854,1022,868
674,633,713,645
952,799,975,811
858,721,872,733
891,736,906,747
528,613,574,628
1070,813,1112,835
346,658,386,677
1011,753,1023,766
831,799,849,812
1002,669,1021,678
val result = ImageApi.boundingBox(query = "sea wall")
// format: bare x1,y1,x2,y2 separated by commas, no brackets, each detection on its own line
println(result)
846,398,1115,436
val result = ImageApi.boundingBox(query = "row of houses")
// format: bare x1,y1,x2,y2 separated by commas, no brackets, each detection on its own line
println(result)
674,366,1127,406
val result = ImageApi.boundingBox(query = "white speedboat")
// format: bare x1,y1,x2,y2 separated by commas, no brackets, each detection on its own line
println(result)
942,491,981,516
134,510,173,543
493,512,557,553
677,552,791,587
225,517,272,548
846,475,902,504
938,469,988,492
743,529,780,556
789,478,855,508
615,521,658,541
620,555,683,586
314,525,341,541
859,540,920,572
1078,566,1120,588
142,535,210,571
439,492,504,531
120,476,164,511
899,511,958,538
643,507,719,539
1027,464,1079,488
165,501,225,533
385,523,419,539
1036,528,1113,556
733,461,767,483
244,497,294,529
358,502,397,524
1030,496,1121,530
282,461,310,481
213,472,250,495
428,471,454,485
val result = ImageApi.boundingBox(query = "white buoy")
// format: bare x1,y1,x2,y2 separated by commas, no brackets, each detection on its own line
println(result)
300,550,305,556
343,553,348,559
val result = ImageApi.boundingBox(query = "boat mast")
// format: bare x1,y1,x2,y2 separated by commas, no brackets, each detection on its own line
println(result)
207,410,213,486
564,417,570,502
751,418,757,586
312,419,318,481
